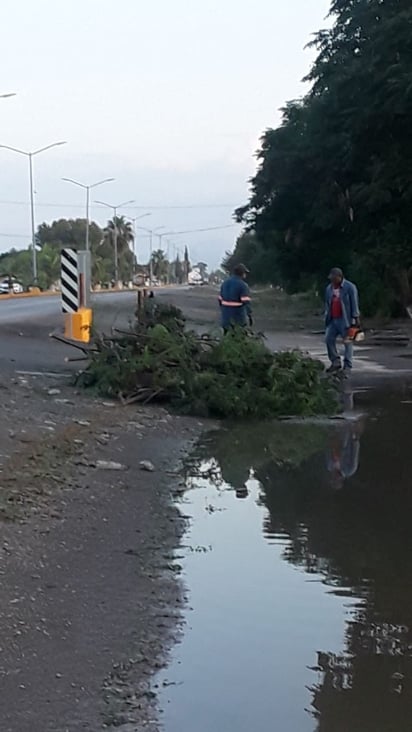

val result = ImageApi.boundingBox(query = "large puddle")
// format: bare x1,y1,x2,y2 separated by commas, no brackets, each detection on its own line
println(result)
158,387,412,731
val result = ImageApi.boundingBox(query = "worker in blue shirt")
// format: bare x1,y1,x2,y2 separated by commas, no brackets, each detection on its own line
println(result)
219,263,252,332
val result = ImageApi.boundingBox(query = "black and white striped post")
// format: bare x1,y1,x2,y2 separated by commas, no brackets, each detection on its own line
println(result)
61,248,92,343
61,248,79,315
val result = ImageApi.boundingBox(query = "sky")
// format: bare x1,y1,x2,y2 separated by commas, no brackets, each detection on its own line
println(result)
1,0,331,268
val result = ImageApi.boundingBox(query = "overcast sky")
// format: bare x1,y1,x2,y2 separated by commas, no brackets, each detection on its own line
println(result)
1,0,331,267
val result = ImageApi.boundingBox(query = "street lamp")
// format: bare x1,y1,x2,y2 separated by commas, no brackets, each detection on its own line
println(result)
125,213,152,275
136,225,166,286
0,140,67,282
62,177,115,251
0,93,16,99
95,199,135,284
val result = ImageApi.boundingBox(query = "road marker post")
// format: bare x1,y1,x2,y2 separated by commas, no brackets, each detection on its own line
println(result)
61,248,92,343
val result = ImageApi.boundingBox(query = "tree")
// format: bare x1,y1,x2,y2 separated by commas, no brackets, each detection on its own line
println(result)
174,253,184,284
183,246,191,282
222,231,280,285
209,269,225,285
103,216,134,283
150,249,169,281
36,218,108,286
235,0,412,314
103,216,134,255
0,248,33,288
37,218,102,253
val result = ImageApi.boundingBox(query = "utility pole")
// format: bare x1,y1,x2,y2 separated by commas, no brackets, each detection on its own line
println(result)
95,199,135,285
62,177,115,251
0,141,67,282
125,214,152,279
136,225,166,286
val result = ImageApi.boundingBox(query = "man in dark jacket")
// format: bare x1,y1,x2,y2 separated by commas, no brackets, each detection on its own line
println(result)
325,267,360,373
219,264,252,332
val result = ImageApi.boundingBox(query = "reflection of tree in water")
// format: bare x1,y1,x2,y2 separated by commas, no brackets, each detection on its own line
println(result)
186,422,328,495
257,407,412,732
188,400,412,730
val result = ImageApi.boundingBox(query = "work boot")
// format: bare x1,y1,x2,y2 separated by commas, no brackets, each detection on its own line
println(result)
326,361,341,374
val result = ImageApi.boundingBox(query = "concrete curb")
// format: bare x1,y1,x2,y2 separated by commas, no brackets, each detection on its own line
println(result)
0,290,59,301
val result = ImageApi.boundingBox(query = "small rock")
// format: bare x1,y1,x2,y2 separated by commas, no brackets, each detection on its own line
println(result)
95,460,127,471
96,434,110,445
75,420,90,427
47,389,61,396
139,460,155,472
102,402,116,408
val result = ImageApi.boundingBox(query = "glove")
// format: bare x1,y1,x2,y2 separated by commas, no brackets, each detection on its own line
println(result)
248,314,253,327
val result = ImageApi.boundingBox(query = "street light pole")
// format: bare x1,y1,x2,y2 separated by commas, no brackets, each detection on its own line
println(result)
125,214,152,278
86,186,90,250
0,141,67,282
0,93,16,99
94,199,135,285
149,231,153,285
62,177,115,251
136,226,166,286
28,154,37,280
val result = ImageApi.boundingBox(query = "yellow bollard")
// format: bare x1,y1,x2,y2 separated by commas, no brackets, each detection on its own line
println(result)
64,307,93,343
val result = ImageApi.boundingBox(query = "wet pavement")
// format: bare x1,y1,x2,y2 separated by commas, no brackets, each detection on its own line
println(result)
158,385,412,731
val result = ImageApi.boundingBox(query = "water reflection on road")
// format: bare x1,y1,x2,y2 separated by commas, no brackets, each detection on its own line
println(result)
159,388,412,732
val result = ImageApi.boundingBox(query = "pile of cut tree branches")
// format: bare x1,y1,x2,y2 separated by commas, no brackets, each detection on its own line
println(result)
77,303,338,419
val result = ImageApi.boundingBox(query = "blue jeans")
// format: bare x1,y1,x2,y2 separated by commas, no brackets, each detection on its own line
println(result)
326,318,353,369
220,305,247,330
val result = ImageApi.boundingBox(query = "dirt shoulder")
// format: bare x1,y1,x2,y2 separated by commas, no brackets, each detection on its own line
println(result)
0,374,203,731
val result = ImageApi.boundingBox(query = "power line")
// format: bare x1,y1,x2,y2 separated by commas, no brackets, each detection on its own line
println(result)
0,232,28,238
0,224,235,241
163,224,237,235
0,199,237,210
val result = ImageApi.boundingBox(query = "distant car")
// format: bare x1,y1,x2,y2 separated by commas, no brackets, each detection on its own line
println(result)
0,280,24,294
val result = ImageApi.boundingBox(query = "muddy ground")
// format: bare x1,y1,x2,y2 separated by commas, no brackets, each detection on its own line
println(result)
0,372,204,731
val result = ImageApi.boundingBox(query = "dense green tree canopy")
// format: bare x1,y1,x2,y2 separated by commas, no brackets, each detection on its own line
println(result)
232,0,412,314
0,217,136,289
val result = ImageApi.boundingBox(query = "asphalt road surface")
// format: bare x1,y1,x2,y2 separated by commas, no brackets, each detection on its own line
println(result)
0,291,140,374
0,289,189,374
0,291,138,324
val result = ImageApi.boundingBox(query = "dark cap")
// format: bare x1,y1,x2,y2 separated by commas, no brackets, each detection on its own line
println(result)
329,267,343,279
233,263,250,276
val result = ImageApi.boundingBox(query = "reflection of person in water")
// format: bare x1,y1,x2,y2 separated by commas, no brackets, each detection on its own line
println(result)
327,420,364,490
216,458,250,499
235,485,249,499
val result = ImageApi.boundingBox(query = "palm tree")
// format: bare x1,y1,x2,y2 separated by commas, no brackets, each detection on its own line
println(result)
150,249,168,281
103,216,134,283
103,216,134,254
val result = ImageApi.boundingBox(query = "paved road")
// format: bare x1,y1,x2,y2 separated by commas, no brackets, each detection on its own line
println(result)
0,291,139,374
0,291,144,324
0,288,188,324
0,289,186,374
